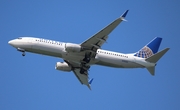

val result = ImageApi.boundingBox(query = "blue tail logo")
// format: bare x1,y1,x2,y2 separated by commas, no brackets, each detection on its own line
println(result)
134,37,162,58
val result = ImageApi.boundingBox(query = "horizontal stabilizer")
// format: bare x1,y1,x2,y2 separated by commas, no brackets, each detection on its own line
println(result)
146,48,170,63
146,67,155,76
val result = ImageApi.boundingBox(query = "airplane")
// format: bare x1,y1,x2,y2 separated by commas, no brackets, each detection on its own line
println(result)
8,10,169,89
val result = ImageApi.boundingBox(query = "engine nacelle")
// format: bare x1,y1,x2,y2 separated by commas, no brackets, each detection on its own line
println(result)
65,43,82,52
55,62,72,72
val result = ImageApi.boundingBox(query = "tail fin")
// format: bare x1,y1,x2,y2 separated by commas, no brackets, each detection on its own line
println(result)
134,37,162,58
146,48,170,76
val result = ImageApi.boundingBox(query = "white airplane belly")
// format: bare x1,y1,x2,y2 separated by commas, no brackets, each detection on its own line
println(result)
95,53,143,68
27,42,64,58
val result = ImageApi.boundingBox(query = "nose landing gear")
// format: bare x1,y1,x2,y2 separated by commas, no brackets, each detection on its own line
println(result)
17,48,26,56
22,52,26,56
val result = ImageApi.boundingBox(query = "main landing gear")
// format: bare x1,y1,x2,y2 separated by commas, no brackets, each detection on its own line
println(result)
83,53,91,63
80,63,90,74
80,53,91,74
80,68,86,74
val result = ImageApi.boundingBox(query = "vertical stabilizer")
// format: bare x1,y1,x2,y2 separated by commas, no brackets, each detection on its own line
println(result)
134,37,162,58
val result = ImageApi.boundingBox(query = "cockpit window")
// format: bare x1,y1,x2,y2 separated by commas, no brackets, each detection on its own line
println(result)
17,37,22,39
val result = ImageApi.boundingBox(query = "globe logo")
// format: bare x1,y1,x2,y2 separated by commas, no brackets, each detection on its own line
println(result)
134,46,154,58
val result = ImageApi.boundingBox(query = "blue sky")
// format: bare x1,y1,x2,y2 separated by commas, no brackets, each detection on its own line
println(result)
1,0,180,110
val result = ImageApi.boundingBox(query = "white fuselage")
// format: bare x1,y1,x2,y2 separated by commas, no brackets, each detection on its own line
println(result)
8,37,155,69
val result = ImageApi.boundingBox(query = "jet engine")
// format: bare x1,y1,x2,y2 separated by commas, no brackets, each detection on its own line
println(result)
55,62,72,72
65,43,82,52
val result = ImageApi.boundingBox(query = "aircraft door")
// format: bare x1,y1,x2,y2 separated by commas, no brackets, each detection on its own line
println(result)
28,38,37,49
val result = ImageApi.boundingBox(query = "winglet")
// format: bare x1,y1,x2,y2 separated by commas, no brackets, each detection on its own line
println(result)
87,78,94,90
88,78,94,84
120,10,129,21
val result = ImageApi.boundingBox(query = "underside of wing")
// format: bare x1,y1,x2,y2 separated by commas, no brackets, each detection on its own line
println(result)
81,10,129,52
73,68,92,90
65,60,92,89
60,10,129,90
73,69,89,85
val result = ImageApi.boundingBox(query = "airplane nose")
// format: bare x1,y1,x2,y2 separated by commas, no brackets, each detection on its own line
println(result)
8,40,13,45
8,40,16,47
8,39,24,48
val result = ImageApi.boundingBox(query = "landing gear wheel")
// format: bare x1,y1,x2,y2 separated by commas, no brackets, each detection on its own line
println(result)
22,52,25,56
86,57,90,63
83,53,91,63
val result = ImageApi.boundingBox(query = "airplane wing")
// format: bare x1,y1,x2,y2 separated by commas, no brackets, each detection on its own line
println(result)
65,60,92,89
81,10,129,52
73,69,91,89
62,10,128,89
